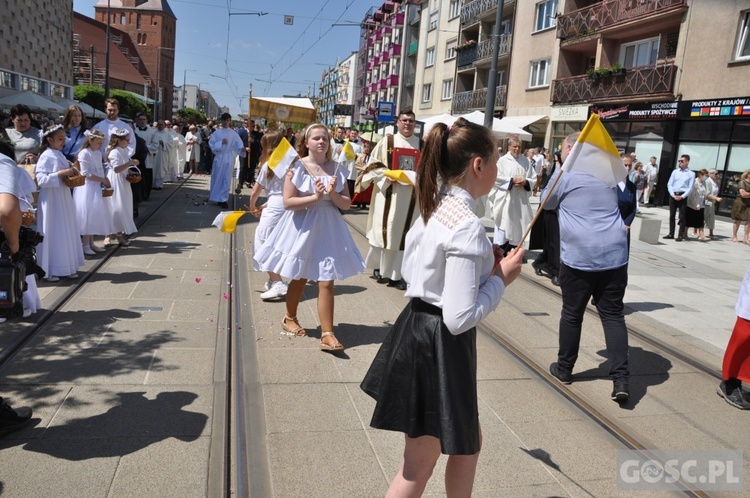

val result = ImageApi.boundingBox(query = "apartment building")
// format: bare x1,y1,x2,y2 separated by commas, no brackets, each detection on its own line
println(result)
318,52,359,129
404,0,461,119
552,0,750,210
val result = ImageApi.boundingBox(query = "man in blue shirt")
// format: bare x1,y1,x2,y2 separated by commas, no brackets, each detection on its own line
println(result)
542,132,631,403
664,154,695,242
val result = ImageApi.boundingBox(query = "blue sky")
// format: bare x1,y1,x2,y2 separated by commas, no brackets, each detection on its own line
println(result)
74,0,376,114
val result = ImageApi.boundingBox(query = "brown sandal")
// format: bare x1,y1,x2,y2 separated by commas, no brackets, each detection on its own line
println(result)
281,315,306,337
320,331,344,352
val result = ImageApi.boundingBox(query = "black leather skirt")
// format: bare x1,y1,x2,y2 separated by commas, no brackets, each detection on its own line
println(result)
360,298,479,455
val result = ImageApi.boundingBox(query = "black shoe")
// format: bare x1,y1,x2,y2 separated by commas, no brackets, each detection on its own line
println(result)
717,381,750,409
551,275,560,286
532,260,545,276
372,269,382,281
675,236,683,242
663,234,674,239
0,397,32,438
388,278,407,291
549,362,572,384
377,276,390,284
219,202,229,209
611,381,630,402
133,209,139,219
234,186,242,194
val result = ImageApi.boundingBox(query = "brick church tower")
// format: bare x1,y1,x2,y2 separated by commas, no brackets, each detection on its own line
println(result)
94,0,177,119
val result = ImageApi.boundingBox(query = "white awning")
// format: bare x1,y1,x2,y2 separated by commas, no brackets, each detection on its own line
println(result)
499,115,548,129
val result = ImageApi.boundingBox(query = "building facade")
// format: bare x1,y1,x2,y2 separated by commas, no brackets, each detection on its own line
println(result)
412,0,462,118
94,0,177,120
0,0,74,100
552,0,750,211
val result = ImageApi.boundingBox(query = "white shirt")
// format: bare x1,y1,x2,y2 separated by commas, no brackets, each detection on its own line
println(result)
93,118,136,157
403,185,505,335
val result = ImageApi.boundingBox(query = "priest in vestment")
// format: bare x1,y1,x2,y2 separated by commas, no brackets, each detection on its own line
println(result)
208,113,245,208
152,120,173,190
360,110,421,290
489,137,537,250
134,113,158,200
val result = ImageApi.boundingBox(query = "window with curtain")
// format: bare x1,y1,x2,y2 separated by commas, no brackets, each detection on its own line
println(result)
534,0,558,32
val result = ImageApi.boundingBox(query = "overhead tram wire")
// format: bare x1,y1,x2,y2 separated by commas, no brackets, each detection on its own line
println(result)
268,0,359,92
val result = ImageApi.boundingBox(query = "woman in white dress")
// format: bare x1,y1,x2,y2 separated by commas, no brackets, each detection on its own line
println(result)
249,132,288,300
73,129,114,255
254,124,365,352
185,124,201,174
103,129,138,246
361,118,525,496
34,125,85,281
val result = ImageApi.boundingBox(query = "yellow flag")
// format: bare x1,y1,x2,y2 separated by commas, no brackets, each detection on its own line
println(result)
337,140,356,163
561,113,627,188
268,137,298,178
211,211,247,233
383,169,415,186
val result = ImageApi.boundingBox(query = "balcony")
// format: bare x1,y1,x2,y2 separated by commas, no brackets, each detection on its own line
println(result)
383,1,394,12
379,78,387,91
388,44,402,58
551,62,677,104
461,0,507,26
375,30,383,41
474,34,511,64
381,51,390,64
408,41,418,56
456,45,478,68
392,12,405,26
557,0,688,42
451,85,507,114
373,55,381,65
387,74,399,87
382,25,392,37
404,72,416,86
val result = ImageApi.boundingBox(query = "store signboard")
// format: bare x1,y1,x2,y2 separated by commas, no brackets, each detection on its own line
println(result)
550,105,589,122
678,96,750,119
589,102,678,121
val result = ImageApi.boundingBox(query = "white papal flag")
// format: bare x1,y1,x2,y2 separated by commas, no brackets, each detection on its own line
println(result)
562,113,627,188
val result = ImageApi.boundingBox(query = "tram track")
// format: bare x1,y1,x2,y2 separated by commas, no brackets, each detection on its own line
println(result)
342,214,724,498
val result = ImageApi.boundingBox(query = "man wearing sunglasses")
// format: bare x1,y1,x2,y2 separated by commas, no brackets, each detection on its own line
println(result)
664,154,695,242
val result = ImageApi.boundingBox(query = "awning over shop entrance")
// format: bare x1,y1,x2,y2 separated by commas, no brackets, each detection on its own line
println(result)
498,114,548,129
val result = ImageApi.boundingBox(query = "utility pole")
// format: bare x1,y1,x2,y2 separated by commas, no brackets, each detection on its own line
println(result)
483,1,505,129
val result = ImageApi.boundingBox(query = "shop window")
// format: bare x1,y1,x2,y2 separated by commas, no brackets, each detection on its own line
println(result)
0,70,15,88
732,121,750,143
735,11,750,61
534,0,558,33
620,37,659,68
679,121,732,142
676,142,728,176
721,144,750,210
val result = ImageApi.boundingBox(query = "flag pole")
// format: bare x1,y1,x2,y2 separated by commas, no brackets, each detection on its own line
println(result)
515,169,565,249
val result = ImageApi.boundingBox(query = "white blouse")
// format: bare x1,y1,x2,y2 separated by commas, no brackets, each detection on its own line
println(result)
403,185,505,335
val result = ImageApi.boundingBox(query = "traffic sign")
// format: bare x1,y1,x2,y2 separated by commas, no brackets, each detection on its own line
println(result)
377,101,394,122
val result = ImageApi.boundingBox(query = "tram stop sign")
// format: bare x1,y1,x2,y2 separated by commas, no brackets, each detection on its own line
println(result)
377,101,395,122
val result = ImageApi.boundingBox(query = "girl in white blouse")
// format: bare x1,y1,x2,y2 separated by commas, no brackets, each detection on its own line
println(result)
361,118,524,497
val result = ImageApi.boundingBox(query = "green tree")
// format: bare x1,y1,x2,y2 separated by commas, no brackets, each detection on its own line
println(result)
72,85,151,120
177,107,208,124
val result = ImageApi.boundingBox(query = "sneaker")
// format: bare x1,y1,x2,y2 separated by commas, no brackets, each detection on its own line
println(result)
549,362,572,384
45,276,60,282
22,308,32,318
0,397,32,438
66,273,79,279
717,381,750,409
260,281,288,300
82,246,96,256
611,381,630,402
263,279,272,292
90,244,106,253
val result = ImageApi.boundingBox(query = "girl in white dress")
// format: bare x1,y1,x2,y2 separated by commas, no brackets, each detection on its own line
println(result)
361,118,524,496
103,129,138,246
254,124,365,352
73,129,114,255
34,125,85,281
248,132,288,300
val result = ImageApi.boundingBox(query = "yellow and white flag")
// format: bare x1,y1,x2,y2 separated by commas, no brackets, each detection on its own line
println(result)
212,211,248,233
383,169,416,186
336,139,356,164
562,113,627,188
268,137,298,179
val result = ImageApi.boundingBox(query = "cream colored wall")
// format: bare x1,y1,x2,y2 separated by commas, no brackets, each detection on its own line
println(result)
675,0,750,100
414,0,460,117
505,0,556,116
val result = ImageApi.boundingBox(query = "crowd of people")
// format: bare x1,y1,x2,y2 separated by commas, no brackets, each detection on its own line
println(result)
2,100,749,496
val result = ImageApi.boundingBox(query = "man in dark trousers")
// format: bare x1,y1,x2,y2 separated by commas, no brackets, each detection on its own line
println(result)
235,121,250,192
201,121,214,174
543,131,631,403
248,121,263,187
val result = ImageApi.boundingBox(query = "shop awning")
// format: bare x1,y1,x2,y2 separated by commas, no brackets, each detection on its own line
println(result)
498,114,548,129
